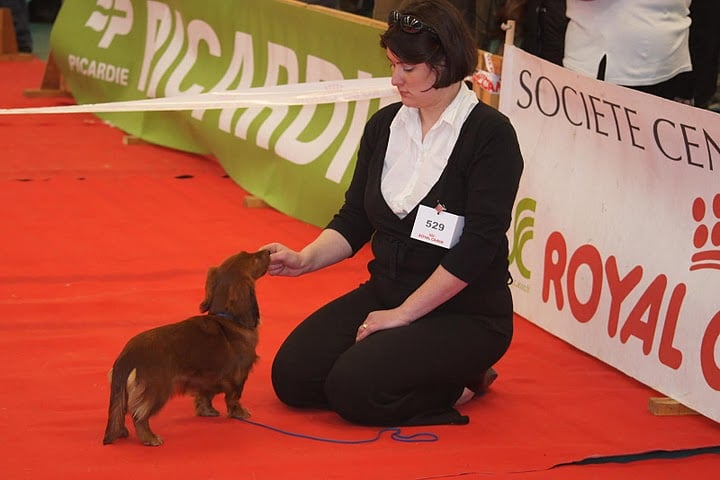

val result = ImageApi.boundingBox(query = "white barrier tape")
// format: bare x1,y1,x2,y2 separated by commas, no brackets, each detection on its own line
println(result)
0,77,399,116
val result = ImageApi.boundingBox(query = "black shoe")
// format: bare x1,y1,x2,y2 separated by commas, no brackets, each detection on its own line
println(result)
468,367,499,397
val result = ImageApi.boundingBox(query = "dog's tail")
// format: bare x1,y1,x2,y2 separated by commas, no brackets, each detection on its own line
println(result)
102,365,134,445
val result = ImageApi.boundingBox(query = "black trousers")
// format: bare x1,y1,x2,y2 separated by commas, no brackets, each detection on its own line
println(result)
689,0,720,108
271,280,513,426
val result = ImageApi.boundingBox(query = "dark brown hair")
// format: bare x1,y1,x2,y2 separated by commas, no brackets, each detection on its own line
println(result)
380,0,478,89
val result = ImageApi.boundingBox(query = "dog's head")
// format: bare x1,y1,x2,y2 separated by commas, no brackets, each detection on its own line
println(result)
199,250,270,328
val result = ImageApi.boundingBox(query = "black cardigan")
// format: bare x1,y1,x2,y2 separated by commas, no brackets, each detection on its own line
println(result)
327,100,524,316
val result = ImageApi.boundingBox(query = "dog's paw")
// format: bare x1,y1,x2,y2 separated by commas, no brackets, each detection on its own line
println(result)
142,435,164,447
195,406,221,417
227,405,250,419
102,426,129,445
194,396,221,417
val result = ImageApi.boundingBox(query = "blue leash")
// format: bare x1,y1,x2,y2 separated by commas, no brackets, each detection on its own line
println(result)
239,417,439,444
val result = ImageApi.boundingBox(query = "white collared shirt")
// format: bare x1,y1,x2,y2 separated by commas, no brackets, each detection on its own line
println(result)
381,84,478,218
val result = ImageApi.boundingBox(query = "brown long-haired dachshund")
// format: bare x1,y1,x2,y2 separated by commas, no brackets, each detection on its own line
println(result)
102,250,270,446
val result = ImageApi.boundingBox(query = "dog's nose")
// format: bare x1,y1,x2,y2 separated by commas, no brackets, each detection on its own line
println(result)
254,250,271,275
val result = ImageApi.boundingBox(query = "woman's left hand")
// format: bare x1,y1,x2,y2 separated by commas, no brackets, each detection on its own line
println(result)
356,308,413,342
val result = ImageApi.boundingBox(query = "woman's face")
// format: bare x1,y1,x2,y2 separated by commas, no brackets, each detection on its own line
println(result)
387,48,438,108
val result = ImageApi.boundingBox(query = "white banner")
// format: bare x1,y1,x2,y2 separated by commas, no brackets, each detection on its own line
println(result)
500,46,720,422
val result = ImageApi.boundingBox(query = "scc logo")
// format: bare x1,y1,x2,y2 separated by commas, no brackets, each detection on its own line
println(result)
84,0,134,48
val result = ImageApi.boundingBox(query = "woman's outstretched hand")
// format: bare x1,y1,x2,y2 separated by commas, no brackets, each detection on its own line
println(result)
260,230,354,278
261,243,307,277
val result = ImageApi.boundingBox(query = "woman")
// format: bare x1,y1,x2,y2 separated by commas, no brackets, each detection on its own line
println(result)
263,0,523,426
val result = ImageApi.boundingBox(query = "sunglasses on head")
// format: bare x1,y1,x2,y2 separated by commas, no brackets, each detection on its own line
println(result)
388,10,436,35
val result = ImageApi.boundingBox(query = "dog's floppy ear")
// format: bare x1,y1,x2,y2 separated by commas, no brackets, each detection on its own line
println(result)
199,266,219,313
227,278,260,328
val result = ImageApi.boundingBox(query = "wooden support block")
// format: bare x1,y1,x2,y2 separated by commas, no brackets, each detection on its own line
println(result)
243,196,269,209
648,397,699,416
23,52,73,97
122,135,149,146
23,87,72,97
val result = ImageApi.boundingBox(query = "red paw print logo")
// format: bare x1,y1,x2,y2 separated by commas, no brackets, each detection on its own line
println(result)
691,194,720,271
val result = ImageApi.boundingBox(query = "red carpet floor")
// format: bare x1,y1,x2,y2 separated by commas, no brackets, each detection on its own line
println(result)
1,59,719,479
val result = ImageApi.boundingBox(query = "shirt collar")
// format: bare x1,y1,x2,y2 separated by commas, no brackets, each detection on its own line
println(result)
393,84,478,135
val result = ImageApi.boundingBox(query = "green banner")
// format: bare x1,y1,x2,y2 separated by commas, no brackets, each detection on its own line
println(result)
50,0,392,226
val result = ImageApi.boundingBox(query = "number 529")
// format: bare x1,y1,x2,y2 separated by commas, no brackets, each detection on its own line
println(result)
425,220,444,231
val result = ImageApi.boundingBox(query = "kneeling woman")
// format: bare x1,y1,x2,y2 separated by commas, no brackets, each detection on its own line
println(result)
262,0,524,426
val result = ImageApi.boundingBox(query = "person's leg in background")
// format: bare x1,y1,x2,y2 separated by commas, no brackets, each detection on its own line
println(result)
448,0,475,37
0,0,33,53
688,0,720,109
372,0,402,21
374,0,476,38
339,0,374,17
